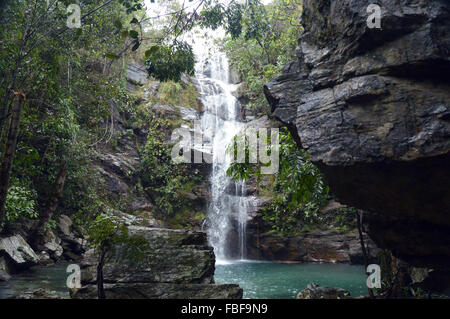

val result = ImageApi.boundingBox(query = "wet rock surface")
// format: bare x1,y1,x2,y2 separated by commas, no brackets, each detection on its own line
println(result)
0,235,39,272
11,288,67,299
71,227,242,299
264,0,450,270
297,282,351,299
245,229,378,264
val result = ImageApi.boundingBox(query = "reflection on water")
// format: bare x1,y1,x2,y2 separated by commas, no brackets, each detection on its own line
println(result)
1,260,369,299
0,262,70,299
215,260,368,299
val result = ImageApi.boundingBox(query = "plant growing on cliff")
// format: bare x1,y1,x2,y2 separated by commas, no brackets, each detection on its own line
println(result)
87,212,150,299
223,0,303,113
227,128,329,235
138,112,204,223
4,182,38,224
144,41,195,82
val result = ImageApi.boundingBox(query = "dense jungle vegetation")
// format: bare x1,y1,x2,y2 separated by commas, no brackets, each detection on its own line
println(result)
0,0,345,243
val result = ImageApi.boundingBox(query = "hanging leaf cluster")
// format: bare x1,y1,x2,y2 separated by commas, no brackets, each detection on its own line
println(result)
144,41,195,82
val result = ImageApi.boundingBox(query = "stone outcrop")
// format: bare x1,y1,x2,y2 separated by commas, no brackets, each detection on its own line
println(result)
56,215,85,261
227,197,378,264
264,0,450,270
11,288,67,299
0,235,39,272
245,229,378,264
297,282,351,299
70,226,242,299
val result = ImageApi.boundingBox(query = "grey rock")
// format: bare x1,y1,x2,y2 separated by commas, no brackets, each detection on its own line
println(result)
264,0,450,269
177,105,199,121
37,251,53,265
71,227,242,299
57,214,73,238
244,228,378,264
0,234,39,270
126,62,147,86
11,288,67,299
0,270,11,281
71,283,242,299
114,211,161,228
297,283,351,299
57,215,85,260
150,104,179,119
143,80,160,98
129,197,153,213
0,256,12,281
41,229,63,261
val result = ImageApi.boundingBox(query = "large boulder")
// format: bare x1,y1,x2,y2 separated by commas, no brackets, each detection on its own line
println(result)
126,62,147,86
41,229,63,261
264,0,450,270
297,283,351,299
57,215,85,261
245,229,378,264
70,227,242,299
72,283,242,299
0,234,39,272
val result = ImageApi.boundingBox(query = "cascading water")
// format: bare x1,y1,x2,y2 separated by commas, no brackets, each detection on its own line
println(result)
193,41,249,262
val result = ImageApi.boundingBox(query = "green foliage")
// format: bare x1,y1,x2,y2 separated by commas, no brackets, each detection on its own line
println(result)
138,112,203,222
44,219,58,231
200,0,268,41
119,0,144,14
0,0,137,229
200,2,225,30
227,128,329,235
223,0,303,113
155,81,200,110
145,41,195,82
87,212,150,265
4,183,38,223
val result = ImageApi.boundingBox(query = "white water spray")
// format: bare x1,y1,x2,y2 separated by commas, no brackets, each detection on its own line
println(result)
192,34,249,262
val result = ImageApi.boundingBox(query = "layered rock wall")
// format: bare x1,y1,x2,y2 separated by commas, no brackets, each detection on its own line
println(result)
264,0,450,269
71,227,242,299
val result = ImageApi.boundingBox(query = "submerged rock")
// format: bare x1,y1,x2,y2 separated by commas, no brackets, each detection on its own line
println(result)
296,283,351,299
11,288,66,299
70,227,242,299
264,0,450,270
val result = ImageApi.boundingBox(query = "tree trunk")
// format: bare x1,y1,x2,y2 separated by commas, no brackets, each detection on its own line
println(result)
0,93,25,231
356,210,375,298
97,249,107,299
31,162,67,249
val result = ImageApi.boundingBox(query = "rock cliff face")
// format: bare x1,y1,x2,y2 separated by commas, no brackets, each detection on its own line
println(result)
71,227,242,299
228,199,379,264
96,62,211,230
245,229,378,264
264,0,450,269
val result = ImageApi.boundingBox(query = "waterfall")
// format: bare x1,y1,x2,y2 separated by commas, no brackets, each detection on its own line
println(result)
193,43,248,262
